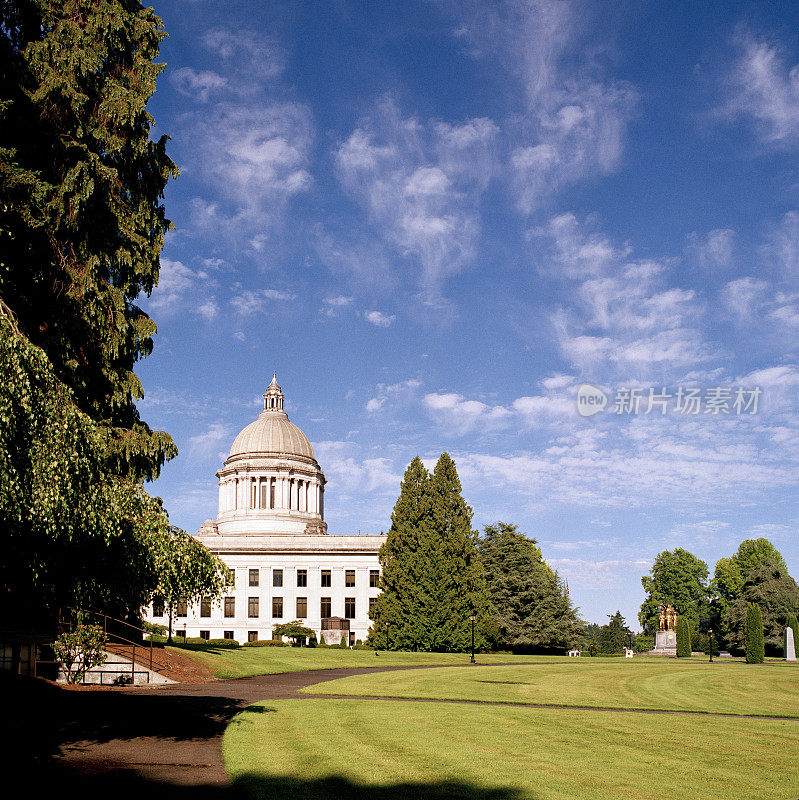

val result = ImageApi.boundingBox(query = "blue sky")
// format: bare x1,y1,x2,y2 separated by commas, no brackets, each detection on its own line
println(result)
138,0,799,627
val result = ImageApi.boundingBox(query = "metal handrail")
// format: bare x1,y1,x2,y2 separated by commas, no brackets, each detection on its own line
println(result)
58,607,172,682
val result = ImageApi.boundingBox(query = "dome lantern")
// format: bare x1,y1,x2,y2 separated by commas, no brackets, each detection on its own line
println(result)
263,371,284,412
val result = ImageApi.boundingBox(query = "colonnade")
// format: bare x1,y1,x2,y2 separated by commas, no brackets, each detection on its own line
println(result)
219,474,324,517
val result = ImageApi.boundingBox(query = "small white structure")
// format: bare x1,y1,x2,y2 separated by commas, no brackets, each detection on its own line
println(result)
568,649,581,657
624,648,634,658
144,375,385,645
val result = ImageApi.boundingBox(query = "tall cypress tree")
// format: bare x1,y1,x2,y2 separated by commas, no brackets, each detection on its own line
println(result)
427,453,491,653
745,603,765,664
0,0,177,481
676,616,691,657
369,457,435,651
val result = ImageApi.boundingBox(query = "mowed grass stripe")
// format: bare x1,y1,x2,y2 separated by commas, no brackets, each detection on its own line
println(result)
301,660,799,717
224,698,799,800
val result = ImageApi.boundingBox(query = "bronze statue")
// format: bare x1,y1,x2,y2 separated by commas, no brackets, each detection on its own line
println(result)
659,604,677,631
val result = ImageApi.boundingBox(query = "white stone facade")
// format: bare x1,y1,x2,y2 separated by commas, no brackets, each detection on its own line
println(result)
145,375,385,644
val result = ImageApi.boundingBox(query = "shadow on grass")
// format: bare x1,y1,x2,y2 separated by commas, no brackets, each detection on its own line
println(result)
32,764,529,800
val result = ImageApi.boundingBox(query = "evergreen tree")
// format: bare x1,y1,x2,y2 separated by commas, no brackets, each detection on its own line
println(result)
724,559,799,655
598,611,630,654
478,522,584,652
787,613,799,654
369,457,435,650
745,603,765,664
675,616,691,657
639,548,710,634
427,453,491,653
0,0,177,481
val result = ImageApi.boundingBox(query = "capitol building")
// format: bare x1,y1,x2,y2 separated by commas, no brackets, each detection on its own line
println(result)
147,374,385,645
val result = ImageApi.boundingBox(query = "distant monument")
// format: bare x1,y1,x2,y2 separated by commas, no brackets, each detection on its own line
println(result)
786,627,797,662
652,604,677,654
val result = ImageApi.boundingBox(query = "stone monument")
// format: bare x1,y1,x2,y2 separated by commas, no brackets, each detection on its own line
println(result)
785,626,797,662
652,604,677,654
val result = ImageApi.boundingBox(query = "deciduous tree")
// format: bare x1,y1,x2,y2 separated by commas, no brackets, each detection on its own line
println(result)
639,549,710,634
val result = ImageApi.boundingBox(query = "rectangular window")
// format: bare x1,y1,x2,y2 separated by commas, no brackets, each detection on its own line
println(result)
227,568,236,588
200,598,211,618
369,597,376,615
297,569,307,587
223,630,234,640
224,596,235,618
200,630,210,640
320,597,331,618
249,568,259,587
248,597,259,618
272,597,283,619
152,595,165,617
370,569,380,588
176,598,188,617
321,569,331,587
345,569,355,587
248,631,258,643
296,597,307,618
344,597,355,619
272,631,282,641
273,569,283,588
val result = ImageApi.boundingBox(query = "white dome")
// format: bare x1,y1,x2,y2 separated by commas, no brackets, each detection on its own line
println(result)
229,409,316,461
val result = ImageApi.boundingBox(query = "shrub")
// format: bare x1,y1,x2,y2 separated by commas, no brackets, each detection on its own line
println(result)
633,634,654,653
352,642,373,650
587,642,597,657
675,618,691,658
787,613,798,655
242,639,288,647
308,633,317,648
53,625,107,684
173,638,240,649
339,635,348,649
745,603,765,664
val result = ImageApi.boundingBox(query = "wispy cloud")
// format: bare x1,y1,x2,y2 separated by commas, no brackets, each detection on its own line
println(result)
334,96,498,301
230,288,296,316
720,28,799,147
364,310,396,327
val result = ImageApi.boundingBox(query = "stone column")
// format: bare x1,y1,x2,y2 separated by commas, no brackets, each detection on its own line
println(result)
218,481,224,514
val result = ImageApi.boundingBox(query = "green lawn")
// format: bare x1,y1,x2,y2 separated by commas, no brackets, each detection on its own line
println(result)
302,658,799,717
167,644,557,679
224,698,799,800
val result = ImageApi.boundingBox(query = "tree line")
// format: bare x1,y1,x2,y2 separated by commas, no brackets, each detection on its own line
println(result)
638,542,799,656
370,455,584,653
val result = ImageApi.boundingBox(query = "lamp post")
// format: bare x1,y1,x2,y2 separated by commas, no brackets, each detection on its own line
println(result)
709,628,713,663
469,614,476,664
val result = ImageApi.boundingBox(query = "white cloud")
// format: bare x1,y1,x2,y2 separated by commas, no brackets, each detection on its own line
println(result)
764,210,799,284
188,421,233,461
170,67,227,102
230,288,296,316
148,257,196,314
423,392,513,436
687,228,735,271
364,310,396,327
365,379,421,413
196,298,219,320
321,296,355,317
334,97,498,300
452,0,637,213
202,28,285,81
188,102,313,237
721,29,799,147
314,441,402,496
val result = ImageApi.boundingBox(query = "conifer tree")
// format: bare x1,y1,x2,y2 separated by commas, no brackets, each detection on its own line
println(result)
369,457,435,650
788,613,799,653
0,0,177,481
426,453,491,653
478,522,584,652
675,616,691,657
745,603,765,664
